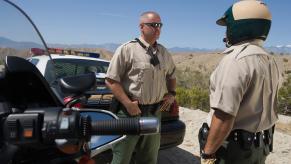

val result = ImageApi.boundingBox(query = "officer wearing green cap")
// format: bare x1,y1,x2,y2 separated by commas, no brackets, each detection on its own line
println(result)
198,1,282,164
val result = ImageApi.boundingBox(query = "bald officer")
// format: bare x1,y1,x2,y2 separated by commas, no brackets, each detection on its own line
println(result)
105,11,176,164
199,1,282,164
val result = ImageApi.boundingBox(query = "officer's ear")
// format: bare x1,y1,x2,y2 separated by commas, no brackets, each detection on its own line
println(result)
139,23,143,30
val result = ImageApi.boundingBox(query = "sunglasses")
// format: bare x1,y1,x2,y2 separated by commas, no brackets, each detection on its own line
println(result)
143,22,163,28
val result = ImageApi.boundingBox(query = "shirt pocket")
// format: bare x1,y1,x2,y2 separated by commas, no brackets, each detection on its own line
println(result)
132,62,152,82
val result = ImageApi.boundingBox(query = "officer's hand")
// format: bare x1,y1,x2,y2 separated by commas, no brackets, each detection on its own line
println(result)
125,100,141,116
160,93,175,112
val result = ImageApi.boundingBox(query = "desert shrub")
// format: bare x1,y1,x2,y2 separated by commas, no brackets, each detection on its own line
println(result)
283,58,288,62
278,75,291,115
176,86,210,112
176,68,210,112
176,69,209,89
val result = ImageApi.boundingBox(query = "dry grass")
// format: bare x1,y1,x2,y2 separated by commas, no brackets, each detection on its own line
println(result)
172,52,291,78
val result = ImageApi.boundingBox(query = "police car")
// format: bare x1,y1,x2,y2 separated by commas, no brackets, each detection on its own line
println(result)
28,48,112,105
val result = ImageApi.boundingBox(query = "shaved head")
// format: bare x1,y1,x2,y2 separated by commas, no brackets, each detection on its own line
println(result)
139,11,161,24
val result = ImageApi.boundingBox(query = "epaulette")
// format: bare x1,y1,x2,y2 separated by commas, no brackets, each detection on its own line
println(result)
236,44,269,60
122,40,138,47
129,39,138,43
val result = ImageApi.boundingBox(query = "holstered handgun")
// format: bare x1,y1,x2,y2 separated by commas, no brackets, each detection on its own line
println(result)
264,125,275,152
198,122,210,153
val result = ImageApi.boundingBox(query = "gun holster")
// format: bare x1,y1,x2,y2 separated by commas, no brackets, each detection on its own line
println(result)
264,125,275,152
198,122,210,153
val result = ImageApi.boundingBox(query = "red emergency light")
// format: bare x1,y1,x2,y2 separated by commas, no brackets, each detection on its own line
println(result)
30,48,45,55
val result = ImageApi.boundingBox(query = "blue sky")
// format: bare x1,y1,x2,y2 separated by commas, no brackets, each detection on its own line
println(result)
11,0,291,49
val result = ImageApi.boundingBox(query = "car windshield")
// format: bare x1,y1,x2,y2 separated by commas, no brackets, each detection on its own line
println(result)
41,57,110,97
52,58,108,79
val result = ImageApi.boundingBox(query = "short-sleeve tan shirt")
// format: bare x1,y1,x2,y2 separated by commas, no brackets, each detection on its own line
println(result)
207,40,282,132
106,37,176,105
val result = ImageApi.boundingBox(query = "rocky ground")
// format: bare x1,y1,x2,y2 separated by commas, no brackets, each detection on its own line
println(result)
157,107,291,164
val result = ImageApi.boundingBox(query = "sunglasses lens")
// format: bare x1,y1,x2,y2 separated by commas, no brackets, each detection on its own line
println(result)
145,23,163,28
154,23,162,27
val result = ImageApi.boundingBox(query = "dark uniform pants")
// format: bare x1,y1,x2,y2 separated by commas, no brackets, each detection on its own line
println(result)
111,108,161,164
215,139,270,164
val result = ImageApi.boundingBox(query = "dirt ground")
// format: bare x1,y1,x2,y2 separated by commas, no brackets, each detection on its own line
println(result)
157,107,291,164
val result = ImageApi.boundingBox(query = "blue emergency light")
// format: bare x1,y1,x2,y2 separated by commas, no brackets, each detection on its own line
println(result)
74,51,100,58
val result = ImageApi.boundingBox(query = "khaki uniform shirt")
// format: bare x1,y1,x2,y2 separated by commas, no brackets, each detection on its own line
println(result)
106,37,176,105
207,40,282,132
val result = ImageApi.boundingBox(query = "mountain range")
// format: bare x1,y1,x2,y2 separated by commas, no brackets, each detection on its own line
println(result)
0,37,42,49
1,36,291,54
266,45,291,54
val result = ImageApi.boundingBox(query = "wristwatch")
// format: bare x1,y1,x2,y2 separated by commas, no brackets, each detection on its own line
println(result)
201,150,215,159
168,90,176,96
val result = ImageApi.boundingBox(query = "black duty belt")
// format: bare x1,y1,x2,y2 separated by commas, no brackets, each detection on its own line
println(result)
138,102,162,116
226,126,274,150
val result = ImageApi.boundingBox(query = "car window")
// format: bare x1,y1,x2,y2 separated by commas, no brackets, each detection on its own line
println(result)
52,58,109,79
29,58,39,65
44,60,57,84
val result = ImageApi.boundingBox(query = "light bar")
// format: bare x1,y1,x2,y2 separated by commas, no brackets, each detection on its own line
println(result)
30,47,100,58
